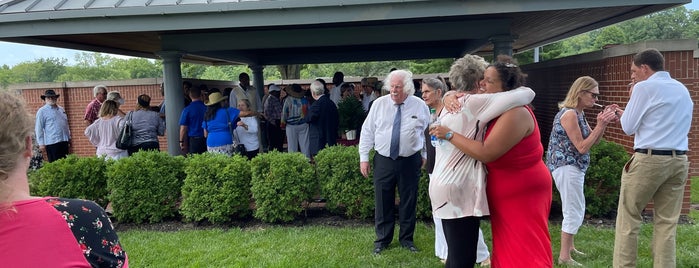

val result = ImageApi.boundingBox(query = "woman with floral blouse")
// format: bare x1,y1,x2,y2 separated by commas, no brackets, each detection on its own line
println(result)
0,91,128,267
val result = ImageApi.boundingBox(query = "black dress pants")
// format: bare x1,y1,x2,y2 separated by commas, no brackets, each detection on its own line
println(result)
45,141,70,162
266,120,284,152
442,216,480,268
372,152,421,248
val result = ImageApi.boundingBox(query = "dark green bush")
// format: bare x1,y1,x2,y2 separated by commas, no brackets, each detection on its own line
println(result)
180,153,252,224
28,155,109,207
584,140,628,217
250,151,315,223
416,168,432,220
337,95,366,133
315,145,375,219
106,151,185,223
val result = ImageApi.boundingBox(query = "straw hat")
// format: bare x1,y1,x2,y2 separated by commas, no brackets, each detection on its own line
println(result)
206,92,228,106
285,84,305,98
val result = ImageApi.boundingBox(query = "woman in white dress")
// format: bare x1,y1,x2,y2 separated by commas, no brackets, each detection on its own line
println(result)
84,100,128,160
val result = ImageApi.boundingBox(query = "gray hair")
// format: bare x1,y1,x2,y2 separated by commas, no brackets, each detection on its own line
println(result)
93,85,108,97
449,54,488,92
383,69,415,96
310,81,325,95
422,77,447,96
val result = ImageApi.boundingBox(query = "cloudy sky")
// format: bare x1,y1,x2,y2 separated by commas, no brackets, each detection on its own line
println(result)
1,1,697,67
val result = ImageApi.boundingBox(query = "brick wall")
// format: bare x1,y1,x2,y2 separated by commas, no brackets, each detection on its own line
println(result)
524,40,698,215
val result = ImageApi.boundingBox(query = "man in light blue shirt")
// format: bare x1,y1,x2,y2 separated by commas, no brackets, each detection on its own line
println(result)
613,48,693,268
35,89,71,162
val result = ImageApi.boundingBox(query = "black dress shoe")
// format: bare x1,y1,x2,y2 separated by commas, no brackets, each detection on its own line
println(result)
403,245,419,253
373,246,385,255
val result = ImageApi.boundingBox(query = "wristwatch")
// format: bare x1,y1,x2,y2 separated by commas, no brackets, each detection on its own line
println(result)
445,131,454,141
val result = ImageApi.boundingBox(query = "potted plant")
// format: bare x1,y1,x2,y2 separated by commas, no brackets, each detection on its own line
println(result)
337,95,366,140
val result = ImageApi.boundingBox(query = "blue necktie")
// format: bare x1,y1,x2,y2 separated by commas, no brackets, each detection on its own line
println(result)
390,103,402,160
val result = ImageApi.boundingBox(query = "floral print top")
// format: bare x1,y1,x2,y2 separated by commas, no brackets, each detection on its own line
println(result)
546,108,591,173
47,198,127,268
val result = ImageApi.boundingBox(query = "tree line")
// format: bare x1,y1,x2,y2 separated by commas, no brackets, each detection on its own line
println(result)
1,7,696,88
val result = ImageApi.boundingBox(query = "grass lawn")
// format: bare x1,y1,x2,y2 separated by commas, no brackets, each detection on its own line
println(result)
119,219,699,267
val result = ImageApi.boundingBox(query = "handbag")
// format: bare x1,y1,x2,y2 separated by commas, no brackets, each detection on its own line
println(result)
226,109,246,155
116,111,133,150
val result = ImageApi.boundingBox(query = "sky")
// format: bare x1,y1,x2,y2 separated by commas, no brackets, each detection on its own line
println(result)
1,1,697,68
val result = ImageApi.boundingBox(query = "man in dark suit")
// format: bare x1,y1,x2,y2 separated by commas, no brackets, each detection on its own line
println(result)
305,80,339,157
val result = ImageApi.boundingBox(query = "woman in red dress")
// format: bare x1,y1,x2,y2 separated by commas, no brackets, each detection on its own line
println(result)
436,55,553,267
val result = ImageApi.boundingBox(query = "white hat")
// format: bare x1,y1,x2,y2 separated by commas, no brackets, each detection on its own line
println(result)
269,84,281,92
107,91,125,105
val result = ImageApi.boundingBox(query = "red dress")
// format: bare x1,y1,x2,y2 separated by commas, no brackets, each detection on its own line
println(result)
484,106,553,267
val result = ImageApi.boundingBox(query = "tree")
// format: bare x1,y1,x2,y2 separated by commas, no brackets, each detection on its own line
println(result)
277,64,303,79
109,58,162,79
11,58,67,83
408,59,452,74
594,25,628,50
181,62,207,79
57,53,129,81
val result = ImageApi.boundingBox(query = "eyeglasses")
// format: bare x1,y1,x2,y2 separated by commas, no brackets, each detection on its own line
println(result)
584,91,600,99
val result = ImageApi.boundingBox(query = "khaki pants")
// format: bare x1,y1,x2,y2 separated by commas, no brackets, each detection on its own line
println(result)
613,152,688,268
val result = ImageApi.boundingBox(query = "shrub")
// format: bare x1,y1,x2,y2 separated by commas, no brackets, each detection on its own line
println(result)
106,151,185,223
28,155,109,207
180,153,252,224
250,151,315,223
315,145,375,219
337,95,366,133
416,168,432,220
584,140,628,217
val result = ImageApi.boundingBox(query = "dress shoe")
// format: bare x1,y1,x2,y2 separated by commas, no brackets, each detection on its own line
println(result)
402,245,419,253
558,258,583,267
372,246,385,255
571,248,586,256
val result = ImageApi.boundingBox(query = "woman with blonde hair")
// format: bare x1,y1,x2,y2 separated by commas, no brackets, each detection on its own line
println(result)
0,92,128,267
85,100,128,160
546,76,618,266
234,99,260,159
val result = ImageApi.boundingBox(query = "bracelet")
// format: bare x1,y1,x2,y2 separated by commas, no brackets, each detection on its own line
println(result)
179,140,184,143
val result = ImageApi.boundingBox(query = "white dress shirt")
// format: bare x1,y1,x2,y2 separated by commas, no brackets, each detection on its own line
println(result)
358,95,430,162
621,71,692,150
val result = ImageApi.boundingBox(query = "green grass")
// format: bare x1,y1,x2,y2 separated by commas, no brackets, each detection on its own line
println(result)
119,220,699,267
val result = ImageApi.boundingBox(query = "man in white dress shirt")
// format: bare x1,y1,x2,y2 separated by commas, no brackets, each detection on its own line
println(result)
359,69,430,255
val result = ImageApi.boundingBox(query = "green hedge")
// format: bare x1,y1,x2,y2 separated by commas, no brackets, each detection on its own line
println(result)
106,151,185,223
250,151,315,223
28,155,109,207
416,168,432,220
315,145,375,219
584,140,628,217
180,153,252,224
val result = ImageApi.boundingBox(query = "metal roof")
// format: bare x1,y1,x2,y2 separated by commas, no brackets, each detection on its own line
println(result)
0,0,689,65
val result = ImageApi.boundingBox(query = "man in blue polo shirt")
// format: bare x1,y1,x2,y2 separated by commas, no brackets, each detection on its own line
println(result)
179,88,207,155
